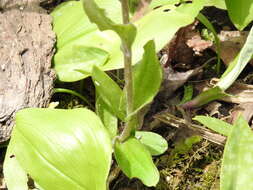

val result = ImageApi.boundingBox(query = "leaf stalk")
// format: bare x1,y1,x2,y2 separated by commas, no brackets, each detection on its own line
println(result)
119,0,135,141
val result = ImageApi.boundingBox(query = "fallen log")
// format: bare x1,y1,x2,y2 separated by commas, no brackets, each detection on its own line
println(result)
0,0,56,142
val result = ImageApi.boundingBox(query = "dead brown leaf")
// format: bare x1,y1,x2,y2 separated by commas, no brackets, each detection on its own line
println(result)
221,81,253,104
161,63,205,99
186,34,213,55
213,31,250,66
229,103,253,124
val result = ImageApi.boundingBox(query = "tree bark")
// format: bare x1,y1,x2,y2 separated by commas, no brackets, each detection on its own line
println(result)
0,0,56,142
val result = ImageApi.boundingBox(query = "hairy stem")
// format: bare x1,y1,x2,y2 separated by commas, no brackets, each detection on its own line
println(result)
119,0,135,142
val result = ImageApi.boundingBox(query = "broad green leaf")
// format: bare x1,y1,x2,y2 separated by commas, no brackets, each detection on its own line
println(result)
12,108,112,190
51,0,122,48
52,1,204,82
132,1,204,64
51,2,96,49
149,0,180,9
135,131,168,156
96,93,118,138
4,134,29,190
92,66,126,120
193,116,232,136
225,0,253,30
221,116,253,190
54,29,121,82
205,0,226,9
82,0,137,48
217,25,253,90
132,40,162,113
56,46,109,81
114,137,159,187
52,1,122,82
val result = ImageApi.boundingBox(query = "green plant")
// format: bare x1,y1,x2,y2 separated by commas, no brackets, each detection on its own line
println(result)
52,0,204,82
4,0,253,189
182,0,253,108
197,13,221,73
3,0,172,189
194,115,253,190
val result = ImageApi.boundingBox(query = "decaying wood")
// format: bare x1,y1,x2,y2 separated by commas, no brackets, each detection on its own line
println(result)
154,112,226,146
0,0,56,142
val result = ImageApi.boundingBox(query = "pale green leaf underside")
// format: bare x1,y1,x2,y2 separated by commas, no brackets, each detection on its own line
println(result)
12,108,112,190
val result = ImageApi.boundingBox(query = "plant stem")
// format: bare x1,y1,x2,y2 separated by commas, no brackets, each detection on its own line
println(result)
53,88,94,109
121,0,130,24
119,0,135,142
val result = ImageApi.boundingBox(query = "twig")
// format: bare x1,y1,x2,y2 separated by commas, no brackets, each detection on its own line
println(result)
154,112,226,146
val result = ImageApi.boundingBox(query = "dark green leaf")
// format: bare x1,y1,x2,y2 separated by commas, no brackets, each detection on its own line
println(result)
135,131,168,156
52,1,204,82
114,137,159,187
179,84,193,105
225,0,253,30
132,40,162,113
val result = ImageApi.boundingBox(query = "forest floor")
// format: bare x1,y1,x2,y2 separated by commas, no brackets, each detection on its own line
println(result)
50,4,252,190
